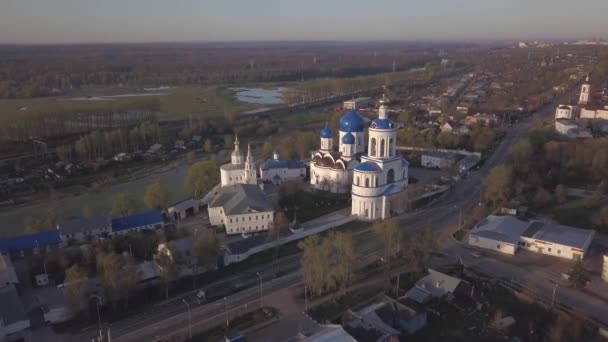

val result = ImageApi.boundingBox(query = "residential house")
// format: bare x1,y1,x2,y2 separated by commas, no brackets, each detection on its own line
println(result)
465,113,499,127
403,269,463,305
0,255,18,288
0,285,31,340
441,121,470,135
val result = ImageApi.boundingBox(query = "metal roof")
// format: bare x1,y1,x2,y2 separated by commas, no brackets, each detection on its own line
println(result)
522,221,595,249
111,211,164,232
370,118,396,129
0,230,62,254
57,216,111,235
224,234,269,255
320,125,333,138
0,284,29,326
169,199,200,212
340,109,366,132
470,215,531,244
208,184,274,216
354,161,382,173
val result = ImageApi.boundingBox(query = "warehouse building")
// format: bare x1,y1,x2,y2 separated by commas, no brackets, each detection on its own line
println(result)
468,215,530,255
469,215,595,260
518,221,595,261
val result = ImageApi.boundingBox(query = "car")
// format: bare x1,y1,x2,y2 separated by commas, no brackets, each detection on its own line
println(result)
196,290,206,300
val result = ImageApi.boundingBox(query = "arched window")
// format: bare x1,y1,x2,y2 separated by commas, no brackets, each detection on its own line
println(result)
403,170,406,179
356,176,360,186
387,169,395,184
389,138,394,157
365,177,370,188
375,177,378,187
380,139,385,157
370,138,377,157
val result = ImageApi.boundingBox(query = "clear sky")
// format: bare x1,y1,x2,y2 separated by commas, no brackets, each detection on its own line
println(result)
1,0,607,44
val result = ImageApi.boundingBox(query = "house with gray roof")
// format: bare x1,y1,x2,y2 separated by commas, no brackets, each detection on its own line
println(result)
404,269,463,304
468,215,531,255
208,184,275,235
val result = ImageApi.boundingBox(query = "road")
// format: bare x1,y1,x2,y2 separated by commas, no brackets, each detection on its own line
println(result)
77,93,607,342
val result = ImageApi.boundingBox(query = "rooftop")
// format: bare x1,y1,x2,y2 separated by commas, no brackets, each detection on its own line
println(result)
0,230,62,254
246,312,321,342
470,215,531,244
0,284,29,326
224,234,269,255
57,216,111,235
111,211,164,232
169,199,200,212
209,184,274,216
404,269,462,303
522,221,595,249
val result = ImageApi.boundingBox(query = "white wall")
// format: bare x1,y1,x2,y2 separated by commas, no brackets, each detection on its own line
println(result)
519,236,591,261
310,164,351,194
4,319,30,337
468,234,516,255
44,307,73,324
224,211,274,235
208,207,224,226
260,167,305,183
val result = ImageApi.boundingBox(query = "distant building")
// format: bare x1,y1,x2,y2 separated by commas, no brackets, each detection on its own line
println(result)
469,215,595,260
555,105,574,120
260,151,306,184
220,136,259,188
168,199,201,221
421,152,458,169
343,97,372,110
111,211,164,234
403,269,463,305
0,254,18,288
465,113,499,127
208,184,274,235
441,121,469,135
57,216,111,243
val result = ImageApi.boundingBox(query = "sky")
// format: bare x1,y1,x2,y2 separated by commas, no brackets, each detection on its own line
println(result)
1,0,607,44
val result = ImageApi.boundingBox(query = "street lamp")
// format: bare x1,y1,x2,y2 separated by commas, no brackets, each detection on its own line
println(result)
224,297,229,328
304,286,308,313
35,240,48,275
94,297,102,341
256,272,263,308
551,283,558,307
181,299,192,339
453,205,462,231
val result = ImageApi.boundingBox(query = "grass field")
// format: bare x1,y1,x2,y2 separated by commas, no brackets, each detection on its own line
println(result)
0,85,262,121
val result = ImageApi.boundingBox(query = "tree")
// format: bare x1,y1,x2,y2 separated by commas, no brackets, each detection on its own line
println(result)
184,159,220,198
203,138,214,153
510,140,533,176
97,252,124,312
298,235,334,296
533,187,553,207
270,212,290,261
144,181,171,210
330,231,356,294
545,314,584,342
120,257,141,311
554,184,568,204
23,217,46,234
484,166,512,207
592,206,608,228
64,264,88,313
193,230,220,269
111,193,137,217
568,260,588,288
157,253,177,300
186,151,197,165
373,221,401,262
262,141,274,160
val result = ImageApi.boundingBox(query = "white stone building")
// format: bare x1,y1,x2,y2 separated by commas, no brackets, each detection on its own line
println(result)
555,105,574,120
260,151,306,184
351,95,409,220
220,136,258,188
207,184,274,235
309,114,365,193
469,215,530,255
343,97,372,110
578,75,591,105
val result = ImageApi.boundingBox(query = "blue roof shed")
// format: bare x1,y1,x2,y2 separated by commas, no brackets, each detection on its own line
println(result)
111,211,164,232
0,230,62,254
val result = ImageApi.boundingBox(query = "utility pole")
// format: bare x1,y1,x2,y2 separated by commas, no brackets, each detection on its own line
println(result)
181,299,192,339
224,297,229,328
95,297,102,341
35,240,47,275
304,286,308,313
256,272,263,308
551,283,558,307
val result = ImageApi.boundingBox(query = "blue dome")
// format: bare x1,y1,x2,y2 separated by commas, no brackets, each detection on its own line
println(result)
320,125,333,138
342,131,355,144
339,109,365,132
355,161,382,173
370,118,395,130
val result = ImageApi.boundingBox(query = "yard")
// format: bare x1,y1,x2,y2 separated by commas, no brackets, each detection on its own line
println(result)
279,190,351,223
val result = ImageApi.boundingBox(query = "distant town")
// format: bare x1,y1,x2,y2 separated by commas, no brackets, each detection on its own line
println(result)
1,38,608,342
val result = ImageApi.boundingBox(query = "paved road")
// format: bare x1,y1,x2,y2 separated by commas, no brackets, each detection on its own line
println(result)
80,93,606,341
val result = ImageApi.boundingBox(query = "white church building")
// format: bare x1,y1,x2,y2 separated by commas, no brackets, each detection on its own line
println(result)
309,110,366,193
351,96,409,220
554,75,608,137
220,136,259,187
